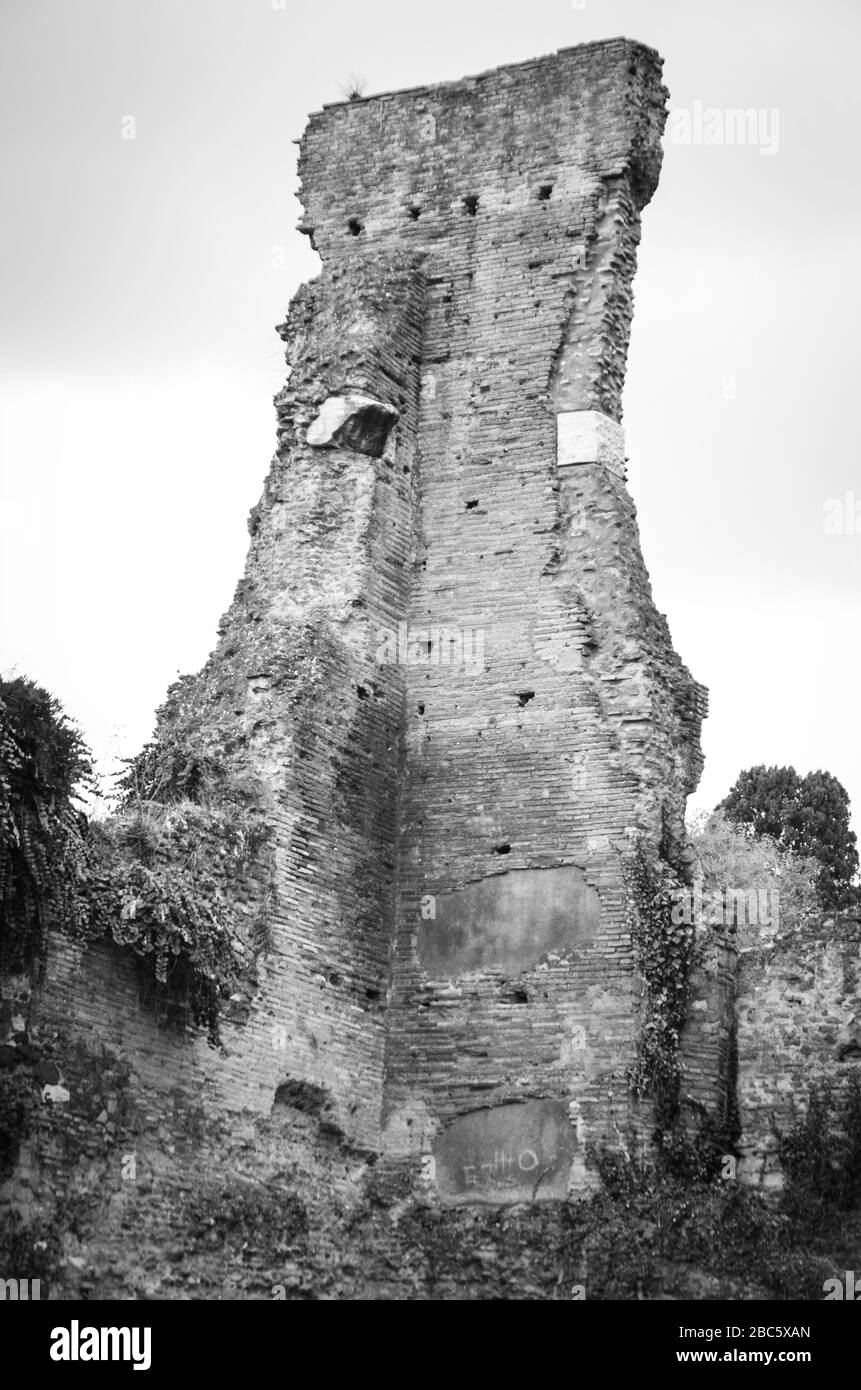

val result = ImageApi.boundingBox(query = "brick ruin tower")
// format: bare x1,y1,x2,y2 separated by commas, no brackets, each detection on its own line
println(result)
11,40,713,1244
289,38,708,1197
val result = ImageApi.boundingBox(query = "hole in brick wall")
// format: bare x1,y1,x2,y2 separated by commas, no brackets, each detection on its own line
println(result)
505,987,529,1004
407,204,422,220
418,704,425,715
538,183,554,201
494,843,511,855
357,686,369,700
516,691,535,707
463,194,479,216
465,499,479,510
272,1079,330,1116
347,218,363,236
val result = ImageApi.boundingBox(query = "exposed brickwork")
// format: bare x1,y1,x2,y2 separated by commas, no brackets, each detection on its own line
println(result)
0,42,754,1296
677,927,738,1138
355,42,707,1179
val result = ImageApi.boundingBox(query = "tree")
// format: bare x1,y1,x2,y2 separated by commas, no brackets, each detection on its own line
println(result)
719,765,860,911
0,677,95,971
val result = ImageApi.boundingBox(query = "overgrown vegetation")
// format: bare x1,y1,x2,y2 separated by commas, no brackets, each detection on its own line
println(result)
348,1101,861,1299
625,844,699,1132
0,1068,39,1183
778,1074,861,1218
569,1077,861,1299
340,72,367,101
0,678,96,973
688,810,821,937
0,677,273,1046
576,1141,823,1299
0,1208,63,1286
720,765,860,910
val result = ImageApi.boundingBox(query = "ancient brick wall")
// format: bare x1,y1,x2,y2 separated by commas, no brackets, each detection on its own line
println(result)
299,41,707,1192
3,41,721,1290
677,926,738,1136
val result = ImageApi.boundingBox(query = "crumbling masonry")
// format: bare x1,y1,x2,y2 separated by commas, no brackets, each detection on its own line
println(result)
229,36,708,1190
8,34,708,1220
7,40,855,1297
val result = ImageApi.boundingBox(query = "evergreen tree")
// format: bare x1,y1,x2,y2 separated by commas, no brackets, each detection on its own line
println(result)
720,765,860,910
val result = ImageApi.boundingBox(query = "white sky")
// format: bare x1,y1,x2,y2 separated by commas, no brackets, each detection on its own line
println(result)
1,0,859,830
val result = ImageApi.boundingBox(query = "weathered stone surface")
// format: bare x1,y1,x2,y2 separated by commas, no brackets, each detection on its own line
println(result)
734,915,861,1187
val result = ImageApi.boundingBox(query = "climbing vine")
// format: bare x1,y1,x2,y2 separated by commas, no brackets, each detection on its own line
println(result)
625,843,700,1132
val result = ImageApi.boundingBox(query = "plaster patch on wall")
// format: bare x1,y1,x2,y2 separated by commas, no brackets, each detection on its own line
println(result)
432,1099,577,1203
418,865,601,977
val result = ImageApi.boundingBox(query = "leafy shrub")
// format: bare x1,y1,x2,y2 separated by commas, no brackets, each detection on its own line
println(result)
688,811,821,938
1,677,271,1047
116,727,222,807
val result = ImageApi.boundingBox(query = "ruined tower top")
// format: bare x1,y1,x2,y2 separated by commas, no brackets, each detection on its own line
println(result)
299,40,668,245
296,40,669,428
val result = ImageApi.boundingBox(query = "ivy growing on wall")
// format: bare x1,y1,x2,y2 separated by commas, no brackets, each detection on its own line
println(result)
625,842,700,1133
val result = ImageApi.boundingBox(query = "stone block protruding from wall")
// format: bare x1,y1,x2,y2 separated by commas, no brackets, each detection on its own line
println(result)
557,410,627,477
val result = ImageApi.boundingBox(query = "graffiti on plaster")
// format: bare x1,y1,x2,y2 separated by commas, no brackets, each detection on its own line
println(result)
433,1100,577,1203
462,1147,542,1190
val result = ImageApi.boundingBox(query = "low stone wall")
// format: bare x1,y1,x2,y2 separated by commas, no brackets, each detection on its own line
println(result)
735,915,861,1187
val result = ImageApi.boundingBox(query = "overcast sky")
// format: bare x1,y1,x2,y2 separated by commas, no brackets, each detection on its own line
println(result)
1,0,859,833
